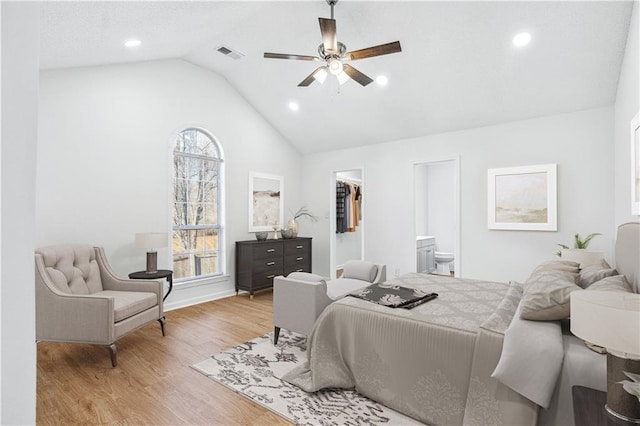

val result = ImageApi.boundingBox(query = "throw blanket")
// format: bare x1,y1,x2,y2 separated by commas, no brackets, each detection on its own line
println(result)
349,282,438,308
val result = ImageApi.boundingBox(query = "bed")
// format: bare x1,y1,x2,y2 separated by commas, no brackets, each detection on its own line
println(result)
284,222,639,425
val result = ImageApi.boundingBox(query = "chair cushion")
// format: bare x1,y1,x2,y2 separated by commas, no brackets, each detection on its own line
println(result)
36,245,103,294
97,290,158,322
287,272,326,283
326,278,370,300
342,260,378,283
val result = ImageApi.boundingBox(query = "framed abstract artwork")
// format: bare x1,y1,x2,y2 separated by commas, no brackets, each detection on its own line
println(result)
248,172,284,232
488,164,557,231
631,112,640,215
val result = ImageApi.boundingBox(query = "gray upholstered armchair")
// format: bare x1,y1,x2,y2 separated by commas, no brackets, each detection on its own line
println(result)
35,245,166,366
273,260,386,344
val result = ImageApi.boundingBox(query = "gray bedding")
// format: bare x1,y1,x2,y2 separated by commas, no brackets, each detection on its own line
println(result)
284,274,538,425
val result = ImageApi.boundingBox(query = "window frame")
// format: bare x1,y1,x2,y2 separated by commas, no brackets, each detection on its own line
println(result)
171,127,225,282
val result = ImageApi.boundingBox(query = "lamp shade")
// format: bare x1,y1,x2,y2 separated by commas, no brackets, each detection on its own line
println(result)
571,290,640,358
135,232,168,250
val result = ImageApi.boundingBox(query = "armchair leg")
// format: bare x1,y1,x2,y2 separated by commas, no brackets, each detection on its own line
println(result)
273,327,281,345
158,317,166,336
107,343,117,367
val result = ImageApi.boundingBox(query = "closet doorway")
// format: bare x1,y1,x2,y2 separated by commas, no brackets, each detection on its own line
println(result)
414,158,460,277
330,169,364,279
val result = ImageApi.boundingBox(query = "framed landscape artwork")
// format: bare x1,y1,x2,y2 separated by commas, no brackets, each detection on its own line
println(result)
488,164,557,231
631,112,640,215
249,172,284,232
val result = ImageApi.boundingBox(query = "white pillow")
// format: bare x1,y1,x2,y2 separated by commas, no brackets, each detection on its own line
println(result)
342,260,378,283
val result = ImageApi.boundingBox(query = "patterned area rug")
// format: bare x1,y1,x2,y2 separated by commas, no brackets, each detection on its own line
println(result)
191,331,422,425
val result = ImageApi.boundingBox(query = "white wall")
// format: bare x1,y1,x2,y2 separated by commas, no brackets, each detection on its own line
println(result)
1,2,38,424
303,107,614,283
426,161,456,254
37,59,303,308
614,2,639,228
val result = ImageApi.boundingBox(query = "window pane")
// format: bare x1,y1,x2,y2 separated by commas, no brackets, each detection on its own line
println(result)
187,180,202,206
187,203,203,226
173,254,192,279
172,230,189,254
204,203,217,224
195,253,218,275
173,179,188,203
203,160,219,182
205,228,218,250
174,203,188,226
202,180,218,204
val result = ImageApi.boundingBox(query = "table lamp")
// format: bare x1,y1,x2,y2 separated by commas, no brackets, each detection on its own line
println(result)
135,232,168,273
571,290,640,422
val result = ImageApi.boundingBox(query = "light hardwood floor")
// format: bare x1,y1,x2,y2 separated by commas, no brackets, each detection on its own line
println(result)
36,290,291,425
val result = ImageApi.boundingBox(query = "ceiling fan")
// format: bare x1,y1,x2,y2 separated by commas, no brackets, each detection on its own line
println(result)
264,0,402,87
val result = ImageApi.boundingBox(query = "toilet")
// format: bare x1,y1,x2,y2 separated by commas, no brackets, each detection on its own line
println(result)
434,251,454,275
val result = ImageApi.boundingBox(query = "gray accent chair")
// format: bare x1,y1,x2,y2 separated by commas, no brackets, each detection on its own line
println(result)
273,260,386,344
35,244,166,367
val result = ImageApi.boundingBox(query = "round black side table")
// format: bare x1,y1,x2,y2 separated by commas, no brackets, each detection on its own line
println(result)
128,269,173,302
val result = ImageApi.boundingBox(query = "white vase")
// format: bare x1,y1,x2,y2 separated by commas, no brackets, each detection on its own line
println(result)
287,219,299,238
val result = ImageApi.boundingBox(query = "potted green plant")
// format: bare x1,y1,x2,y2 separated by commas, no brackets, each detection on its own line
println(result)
556,232,603,266
287,206,318,238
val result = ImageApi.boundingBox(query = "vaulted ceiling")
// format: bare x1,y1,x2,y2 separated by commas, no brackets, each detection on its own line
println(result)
39,1,634,154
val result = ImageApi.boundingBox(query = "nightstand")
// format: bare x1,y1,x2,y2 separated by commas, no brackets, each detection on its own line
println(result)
572,386,635,426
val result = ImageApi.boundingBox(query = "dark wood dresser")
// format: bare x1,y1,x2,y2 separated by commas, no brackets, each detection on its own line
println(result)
235,237,312,298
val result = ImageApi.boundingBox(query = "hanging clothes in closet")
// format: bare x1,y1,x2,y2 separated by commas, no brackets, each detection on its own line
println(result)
336,180,362,233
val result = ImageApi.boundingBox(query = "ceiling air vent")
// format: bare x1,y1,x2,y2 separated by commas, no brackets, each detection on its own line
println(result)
216,45,244,60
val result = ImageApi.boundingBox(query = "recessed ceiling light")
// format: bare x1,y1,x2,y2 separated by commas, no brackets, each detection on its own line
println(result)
124,39,142,48
512,32,532,47
288,101,299,111
376,75,389,86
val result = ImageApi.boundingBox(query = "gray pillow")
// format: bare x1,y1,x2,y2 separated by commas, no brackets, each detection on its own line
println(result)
578,264,618,289
586,275,632,293
531,260,580,276
342,260,378,283
520,270,580,321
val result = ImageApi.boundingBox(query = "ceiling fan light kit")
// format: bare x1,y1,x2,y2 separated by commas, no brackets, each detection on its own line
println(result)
264,0,402,88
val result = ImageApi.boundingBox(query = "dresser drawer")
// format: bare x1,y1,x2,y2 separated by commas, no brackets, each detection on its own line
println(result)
284,253,309,268
252,266,284,286
283,239,311,256
252,242,283,260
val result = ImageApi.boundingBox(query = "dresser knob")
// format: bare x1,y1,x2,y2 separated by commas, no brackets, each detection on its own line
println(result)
296,257,303,261
267,248,275,253
296,245,304,249
266,261,275,266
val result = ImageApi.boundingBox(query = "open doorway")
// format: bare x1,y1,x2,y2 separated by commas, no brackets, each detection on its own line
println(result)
330,169,364,279
414,158,460,277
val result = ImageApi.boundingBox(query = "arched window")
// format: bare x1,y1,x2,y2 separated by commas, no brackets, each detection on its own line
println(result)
172,128,223,280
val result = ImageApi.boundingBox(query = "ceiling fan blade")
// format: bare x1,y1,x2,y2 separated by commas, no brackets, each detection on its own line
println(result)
298,66,327,87
319,18,338,54
343,64,373,87
264,52,318,61
345,41,402,61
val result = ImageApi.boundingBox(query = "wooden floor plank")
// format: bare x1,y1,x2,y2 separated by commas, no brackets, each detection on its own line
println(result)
36,290,291,425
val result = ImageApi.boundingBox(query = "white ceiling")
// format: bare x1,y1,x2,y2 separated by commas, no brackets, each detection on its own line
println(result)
39,1,634,154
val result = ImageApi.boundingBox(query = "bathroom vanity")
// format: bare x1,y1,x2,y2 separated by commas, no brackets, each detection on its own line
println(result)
416,236,436,274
